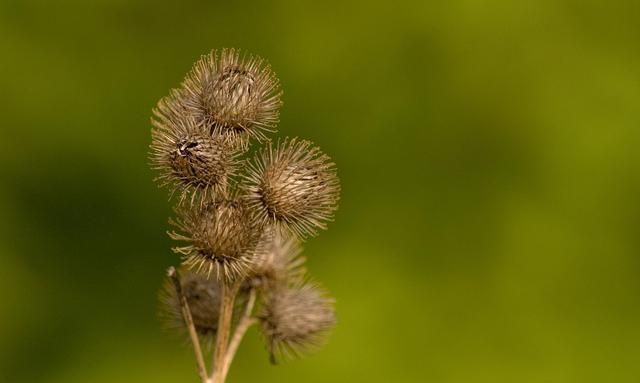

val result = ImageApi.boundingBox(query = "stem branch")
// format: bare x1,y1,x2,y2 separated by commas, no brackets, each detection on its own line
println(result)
211,280,241,382
220,289,257,381
167,266,209,383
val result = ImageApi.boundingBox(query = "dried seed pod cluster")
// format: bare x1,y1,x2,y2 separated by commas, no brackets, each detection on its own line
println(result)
150,49,340,381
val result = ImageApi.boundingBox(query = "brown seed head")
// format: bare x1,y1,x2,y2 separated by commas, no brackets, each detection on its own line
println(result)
259,282,336,359
169,196,265,281
181,49,282,146
243,138,341,238
248,229,306,290
150,112,239,205
159,269,222,338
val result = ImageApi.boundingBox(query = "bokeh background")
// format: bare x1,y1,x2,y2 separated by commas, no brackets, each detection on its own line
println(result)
2,1,640,382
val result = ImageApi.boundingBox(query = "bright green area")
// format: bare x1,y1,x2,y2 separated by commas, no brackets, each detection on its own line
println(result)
1,1,640,382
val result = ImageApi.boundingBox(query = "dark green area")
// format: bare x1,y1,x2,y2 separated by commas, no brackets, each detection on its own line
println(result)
1,1,640,382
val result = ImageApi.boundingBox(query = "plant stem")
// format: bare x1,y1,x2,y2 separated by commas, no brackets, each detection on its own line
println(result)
167,267,209,383
211,280,241,383
220,289,257,382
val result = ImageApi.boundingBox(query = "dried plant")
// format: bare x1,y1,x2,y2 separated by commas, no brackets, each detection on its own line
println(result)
150,49,340,383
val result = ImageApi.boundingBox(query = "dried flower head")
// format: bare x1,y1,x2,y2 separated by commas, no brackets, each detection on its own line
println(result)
150,112,239,205
169,196,265,281
248,229,306,290
259,282,336,360
243,138,341,238
159,269,222,338
181,49,282,146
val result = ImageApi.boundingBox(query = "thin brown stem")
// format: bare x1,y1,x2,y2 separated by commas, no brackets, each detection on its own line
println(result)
220,289,257,381
210,279,241,383
167,266,209,383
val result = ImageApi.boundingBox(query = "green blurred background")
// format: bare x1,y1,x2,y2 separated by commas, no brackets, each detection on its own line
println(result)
1,0,640,382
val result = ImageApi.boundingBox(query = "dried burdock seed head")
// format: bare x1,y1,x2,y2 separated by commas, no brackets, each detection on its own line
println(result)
159,268,222,338
248,229,306,290
182,48,282,146
259,282,336,360
243,138,341,238
150,112,239,205
169,196,265,281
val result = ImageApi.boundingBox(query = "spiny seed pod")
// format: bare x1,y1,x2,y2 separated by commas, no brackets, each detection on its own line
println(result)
259,282,336,360
169,196,265,281
159,269,222,338
181,48,282,146
150,110,239,205
248,229,306,290
243,138,341,238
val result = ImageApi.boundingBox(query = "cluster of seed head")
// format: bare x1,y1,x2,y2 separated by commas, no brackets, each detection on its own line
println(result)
152,49,339,361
